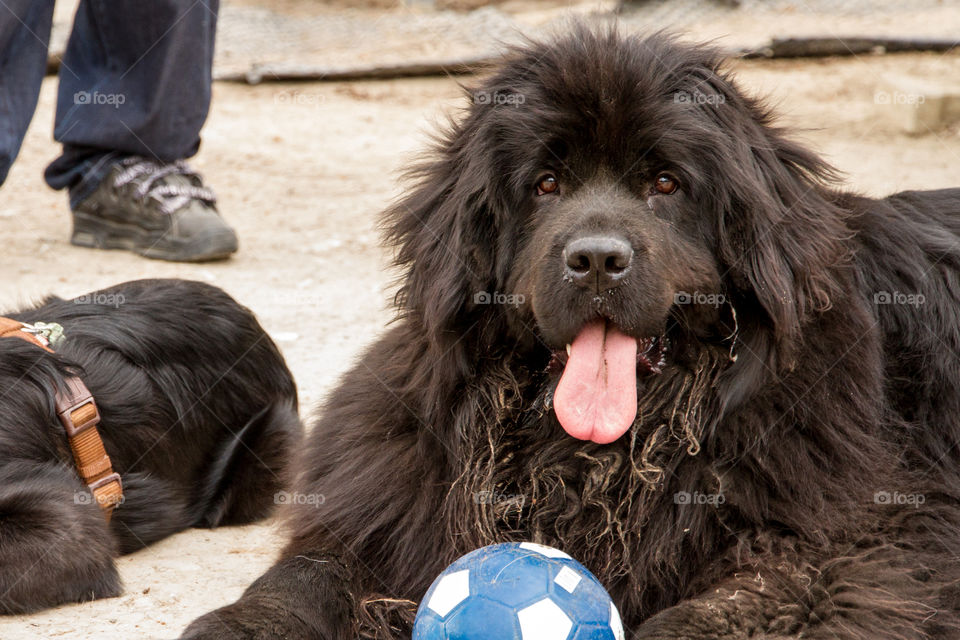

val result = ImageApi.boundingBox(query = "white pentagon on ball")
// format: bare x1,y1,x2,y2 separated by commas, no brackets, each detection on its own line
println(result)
610,602,624,640
517,597,574,640
519,542,573,559
426,569,471,618
553,566,583,593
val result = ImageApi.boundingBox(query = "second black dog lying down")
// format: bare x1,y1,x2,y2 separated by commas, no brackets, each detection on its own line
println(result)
0,278,301,614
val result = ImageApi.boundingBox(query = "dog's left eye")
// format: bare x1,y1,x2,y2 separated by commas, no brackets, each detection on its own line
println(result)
654,173,679,195
536,175,560,196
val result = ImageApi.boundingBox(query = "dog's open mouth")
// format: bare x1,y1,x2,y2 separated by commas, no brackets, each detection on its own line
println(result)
549,320,667,444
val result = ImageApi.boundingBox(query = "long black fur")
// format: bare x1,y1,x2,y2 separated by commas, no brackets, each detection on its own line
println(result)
183,27,960,639
0,278,301,614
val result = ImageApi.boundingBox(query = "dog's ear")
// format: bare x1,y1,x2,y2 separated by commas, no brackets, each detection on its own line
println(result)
382,111,503,342
691,74,849,366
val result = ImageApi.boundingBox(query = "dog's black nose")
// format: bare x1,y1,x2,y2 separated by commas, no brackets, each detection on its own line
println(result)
563,235,634,292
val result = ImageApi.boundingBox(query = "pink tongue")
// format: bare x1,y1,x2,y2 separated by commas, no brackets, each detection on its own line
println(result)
554,322,638,444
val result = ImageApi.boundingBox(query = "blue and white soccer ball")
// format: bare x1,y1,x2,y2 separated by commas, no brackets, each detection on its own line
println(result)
413,542,625,640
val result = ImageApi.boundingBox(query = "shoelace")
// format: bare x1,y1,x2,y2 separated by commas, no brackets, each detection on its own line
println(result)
113,157,217,215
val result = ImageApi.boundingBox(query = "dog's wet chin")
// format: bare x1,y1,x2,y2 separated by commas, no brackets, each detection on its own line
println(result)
548,320,667,444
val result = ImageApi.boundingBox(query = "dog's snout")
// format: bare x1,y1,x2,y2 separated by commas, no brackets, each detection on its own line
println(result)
563,235,634,292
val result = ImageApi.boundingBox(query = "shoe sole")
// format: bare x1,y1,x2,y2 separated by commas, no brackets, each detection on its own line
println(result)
71,211,238,263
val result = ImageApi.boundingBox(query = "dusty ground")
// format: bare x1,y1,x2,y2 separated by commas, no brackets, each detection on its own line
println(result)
1,32,959,640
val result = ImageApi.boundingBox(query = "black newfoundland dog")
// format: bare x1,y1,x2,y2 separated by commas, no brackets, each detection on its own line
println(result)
0,279,300,614
184,28,960,639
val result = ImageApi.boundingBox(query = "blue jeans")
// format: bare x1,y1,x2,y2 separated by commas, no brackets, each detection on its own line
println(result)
0,0,217,208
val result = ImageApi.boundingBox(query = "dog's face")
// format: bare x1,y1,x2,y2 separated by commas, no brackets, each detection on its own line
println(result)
510,145,727,443
507,111,728,365
388,28,845,444
518,172,722,345
494,33,745,443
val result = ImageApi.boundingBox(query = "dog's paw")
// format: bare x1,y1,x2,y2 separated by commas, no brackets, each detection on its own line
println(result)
178,607,264,640
179,598,330,640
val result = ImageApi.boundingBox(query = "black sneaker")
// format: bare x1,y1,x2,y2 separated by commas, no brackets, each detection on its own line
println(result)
71,157,239,262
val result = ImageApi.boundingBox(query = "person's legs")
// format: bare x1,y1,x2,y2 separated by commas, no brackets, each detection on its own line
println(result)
45,0,235,262
45,0,218,203
0,0,55,185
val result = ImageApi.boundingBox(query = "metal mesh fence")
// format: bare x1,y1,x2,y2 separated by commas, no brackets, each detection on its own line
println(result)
50,0,958,82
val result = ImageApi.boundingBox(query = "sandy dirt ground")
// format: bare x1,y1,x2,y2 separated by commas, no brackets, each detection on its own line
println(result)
1,30,959,640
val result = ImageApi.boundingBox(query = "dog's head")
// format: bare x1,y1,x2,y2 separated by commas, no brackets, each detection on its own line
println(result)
386,27,848,443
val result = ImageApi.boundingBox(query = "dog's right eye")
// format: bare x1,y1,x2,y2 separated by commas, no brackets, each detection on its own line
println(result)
536,175,559,196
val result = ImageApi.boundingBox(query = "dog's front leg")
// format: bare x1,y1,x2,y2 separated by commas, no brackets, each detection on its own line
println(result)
179,550,356,640
632,550,940,640
632,575,781,640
